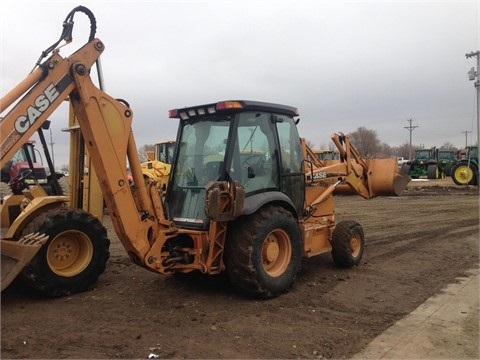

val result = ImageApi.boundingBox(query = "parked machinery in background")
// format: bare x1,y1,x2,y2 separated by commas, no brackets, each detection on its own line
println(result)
451,146,478,186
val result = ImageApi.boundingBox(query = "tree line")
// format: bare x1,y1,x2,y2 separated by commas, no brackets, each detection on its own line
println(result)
314,126,460,159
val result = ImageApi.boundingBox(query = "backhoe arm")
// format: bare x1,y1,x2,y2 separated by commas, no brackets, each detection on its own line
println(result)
1,37,177,272
67,44,177,259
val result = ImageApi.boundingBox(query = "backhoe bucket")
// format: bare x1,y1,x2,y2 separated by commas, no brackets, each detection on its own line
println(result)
1,233,48,291
366,158,411,197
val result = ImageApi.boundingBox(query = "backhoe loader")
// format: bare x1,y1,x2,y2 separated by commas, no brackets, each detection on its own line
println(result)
1,6,410,298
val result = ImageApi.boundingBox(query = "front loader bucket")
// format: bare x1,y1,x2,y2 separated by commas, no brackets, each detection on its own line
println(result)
332,158,411,197
1,233,48,291
366,158,411,197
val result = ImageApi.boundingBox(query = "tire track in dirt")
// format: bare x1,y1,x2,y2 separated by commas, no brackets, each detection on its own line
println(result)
2,186,478,359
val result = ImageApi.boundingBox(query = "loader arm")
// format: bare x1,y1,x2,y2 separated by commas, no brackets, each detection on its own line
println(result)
301,133,410,203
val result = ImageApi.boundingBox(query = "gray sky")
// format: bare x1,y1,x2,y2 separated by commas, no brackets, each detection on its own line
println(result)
1,0,479,168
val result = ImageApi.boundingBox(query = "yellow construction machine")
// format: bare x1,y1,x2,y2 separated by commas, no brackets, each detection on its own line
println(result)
1,6,410,298
140,140,176,192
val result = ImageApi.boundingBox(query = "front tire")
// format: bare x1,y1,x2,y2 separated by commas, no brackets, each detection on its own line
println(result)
224,206,302,298
20,207,110,297
331,220,365,268
427,165,441,179
400,163,411,176
445,163,454,177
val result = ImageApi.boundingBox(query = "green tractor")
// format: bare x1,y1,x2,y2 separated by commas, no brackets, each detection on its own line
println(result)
451,146,478,186
401,148,437,179
436,149,457,178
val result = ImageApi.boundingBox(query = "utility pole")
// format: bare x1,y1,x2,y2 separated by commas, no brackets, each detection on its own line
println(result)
461,130,471,147
404,118,418,160
465,50,480,182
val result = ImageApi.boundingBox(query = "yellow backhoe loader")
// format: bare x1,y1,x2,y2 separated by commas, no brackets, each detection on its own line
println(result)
1,6,410,298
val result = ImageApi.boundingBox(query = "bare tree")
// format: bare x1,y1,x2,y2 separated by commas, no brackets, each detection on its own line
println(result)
348,127,381,157
313,141,336,152
379,142,393,158
306,139,316,149
395,142,416,159
439,142,458,151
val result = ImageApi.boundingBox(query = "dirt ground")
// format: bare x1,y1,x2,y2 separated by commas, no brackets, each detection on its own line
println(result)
1,178,479,359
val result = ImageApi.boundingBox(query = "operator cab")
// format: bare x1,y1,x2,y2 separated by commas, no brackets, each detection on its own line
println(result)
166,100,304,230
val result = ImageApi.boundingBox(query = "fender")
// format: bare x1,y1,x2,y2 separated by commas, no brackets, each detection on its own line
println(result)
243,191,297,218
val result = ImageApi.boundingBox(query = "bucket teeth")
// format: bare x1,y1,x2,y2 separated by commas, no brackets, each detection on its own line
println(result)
18,232,48,246
1,233,48,292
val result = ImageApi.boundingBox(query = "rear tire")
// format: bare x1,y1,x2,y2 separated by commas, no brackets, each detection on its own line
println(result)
20,207,110,297
452,163,477,186
224,206,302,299
331,220,365,268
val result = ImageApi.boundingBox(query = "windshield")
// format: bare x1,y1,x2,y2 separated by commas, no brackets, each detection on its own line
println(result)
173,119,230,188
166,118,230,229
11,144,36,163
166,112,283,229
439,151,454,160
156,142,176,164
415,150,430,159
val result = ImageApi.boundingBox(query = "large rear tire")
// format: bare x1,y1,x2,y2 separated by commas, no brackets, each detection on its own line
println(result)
224,206,302,299
20,207,110,297
452,163,477,186
331,220,365,268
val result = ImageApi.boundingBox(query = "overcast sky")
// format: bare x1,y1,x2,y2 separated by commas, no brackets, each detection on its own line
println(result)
1,0,479,168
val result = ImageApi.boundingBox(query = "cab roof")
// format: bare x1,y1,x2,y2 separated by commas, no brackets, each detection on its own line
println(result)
168,100,299,121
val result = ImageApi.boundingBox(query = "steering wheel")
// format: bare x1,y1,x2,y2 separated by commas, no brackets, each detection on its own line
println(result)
242,154,263,167
242,155,266,176
8,169,33,186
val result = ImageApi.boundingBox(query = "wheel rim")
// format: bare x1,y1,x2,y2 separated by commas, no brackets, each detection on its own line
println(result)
261,229,292,277
47,230,93,277
350,234,362,258
454,165,473,184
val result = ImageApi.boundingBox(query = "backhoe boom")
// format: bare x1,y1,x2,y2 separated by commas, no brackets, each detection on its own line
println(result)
1,37,180,283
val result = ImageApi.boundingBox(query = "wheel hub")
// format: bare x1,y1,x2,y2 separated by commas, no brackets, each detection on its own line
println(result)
47,231,93,276
263,239,280,263
53,241,72,260
350,236,361,257
261,230,292,276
